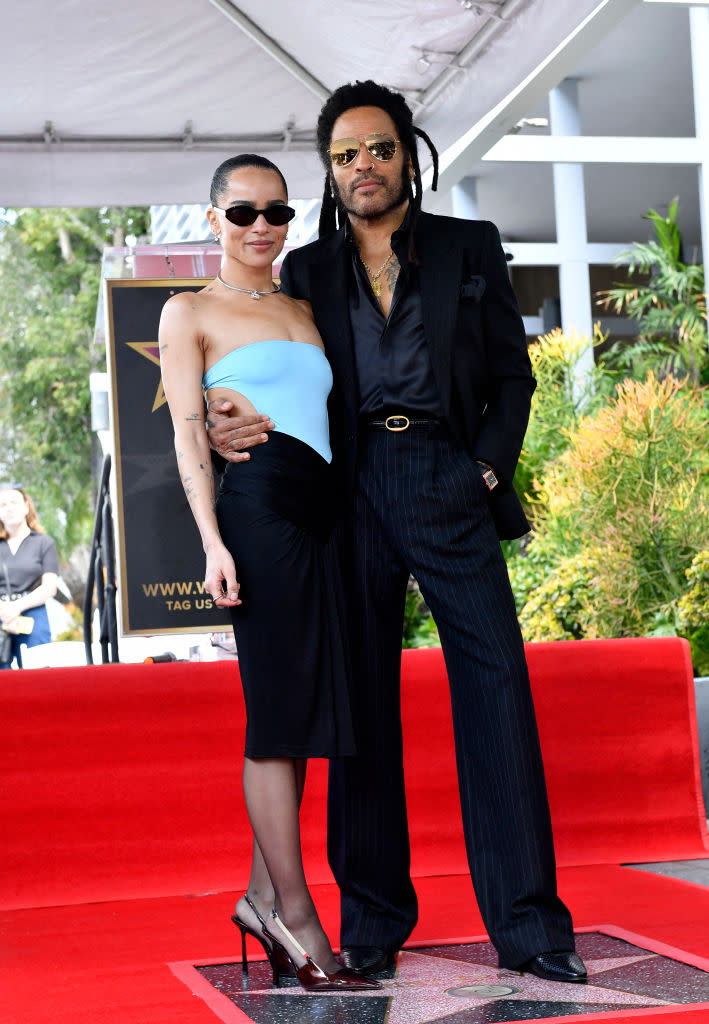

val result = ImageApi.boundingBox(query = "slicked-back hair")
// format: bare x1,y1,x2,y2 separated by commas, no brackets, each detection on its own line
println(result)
315,80,439,263
209,154,288,207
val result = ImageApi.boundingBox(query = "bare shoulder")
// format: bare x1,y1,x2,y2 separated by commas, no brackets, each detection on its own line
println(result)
160,285,218,339
162,284,215,317
161,289,195,322
292,296,314,316
159,291,208,356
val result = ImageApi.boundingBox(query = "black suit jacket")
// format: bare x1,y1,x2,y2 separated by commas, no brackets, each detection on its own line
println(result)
280,211,536,540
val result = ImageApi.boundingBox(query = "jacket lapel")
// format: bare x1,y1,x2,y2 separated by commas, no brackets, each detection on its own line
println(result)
416,213,463,416
307,228,359,425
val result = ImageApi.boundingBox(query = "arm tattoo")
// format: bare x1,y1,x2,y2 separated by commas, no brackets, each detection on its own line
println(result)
177,455,214,512
180,473,195,505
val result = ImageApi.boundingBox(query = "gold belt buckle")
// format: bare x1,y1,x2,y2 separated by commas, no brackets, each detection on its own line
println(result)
385,414,410,432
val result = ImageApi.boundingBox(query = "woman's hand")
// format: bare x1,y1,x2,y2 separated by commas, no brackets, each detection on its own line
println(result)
205,542,242,607
0,601,19,627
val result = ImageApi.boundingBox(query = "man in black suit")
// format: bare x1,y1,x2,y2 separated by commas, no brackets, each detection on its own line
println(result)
208,80,586,984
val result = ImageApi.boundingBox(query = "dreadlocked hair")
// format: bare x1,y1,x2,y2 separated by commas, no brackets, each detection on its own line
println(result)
316,80,439,264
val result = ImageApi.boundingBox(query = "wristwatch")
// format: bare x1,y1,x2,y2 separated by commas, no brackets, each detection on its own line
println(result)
476,461,499,491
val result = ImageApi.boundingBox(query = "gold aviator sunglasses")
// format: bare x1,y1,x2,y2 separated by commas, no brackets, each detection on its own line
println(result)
329,133,398,167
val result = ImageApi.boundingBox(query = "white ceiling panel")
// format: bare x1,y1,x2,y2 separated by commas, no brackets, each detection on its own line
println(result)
1,0,634,207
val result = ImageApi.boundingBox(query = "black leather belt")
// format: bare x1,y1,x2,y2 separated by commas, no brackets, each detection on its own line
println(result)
366,414,440,432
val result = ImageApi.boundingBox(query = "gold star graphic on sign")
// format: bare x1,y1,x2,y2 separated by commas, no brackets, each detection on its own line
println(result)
126,341,165,412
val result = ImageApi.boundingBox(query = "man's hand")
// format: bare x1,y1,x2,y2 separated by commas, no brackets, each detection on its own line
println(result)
206,399,274,463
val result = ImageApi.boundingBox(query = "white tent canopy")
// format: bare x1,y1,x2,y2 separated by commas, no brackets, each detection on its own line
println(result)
2,0,636,207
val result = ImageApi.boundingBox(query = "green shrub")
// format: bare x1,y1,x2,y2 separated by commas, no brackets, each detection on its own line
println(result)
508,541,555,616
517,545,644,642
402,579,440,648
597,198,707,385
515,326,612,516
516,372,709,641
677,549,709,675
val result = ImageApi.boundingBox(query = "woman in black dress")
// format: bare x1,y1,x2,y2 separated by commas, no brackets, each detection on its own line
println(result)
159,155,376,992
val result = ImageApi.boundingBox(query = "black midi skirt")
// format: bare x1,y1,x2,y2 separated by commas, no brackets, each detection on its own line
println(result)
216,431,356,759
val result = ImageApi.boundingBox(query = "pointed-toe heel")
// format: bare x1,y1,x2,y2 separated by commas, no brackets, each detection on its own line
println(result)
264,909,381,991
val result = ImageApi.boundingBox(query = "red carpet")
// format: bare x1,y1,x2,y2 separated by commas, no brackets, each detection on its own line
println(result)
4,870,709,1024
2,638,709,1023
402,639,709,872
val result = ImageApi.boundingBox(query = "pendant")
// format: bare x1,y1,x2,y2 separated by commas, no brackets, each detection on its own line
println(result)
372,280,382,297
250,290,261,300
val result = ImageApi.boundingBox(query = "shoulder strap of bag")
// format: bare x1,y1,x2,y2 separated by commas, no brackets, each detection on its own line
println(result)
0,555,11,599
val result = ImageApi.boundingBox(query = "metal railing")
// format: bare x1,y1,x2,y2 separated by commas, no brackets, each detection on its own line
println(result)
83,454,119,664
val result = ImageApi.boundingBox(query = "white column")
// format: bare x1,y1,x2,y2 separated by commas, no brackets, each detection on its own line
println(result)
451,176,479,221
690,7,709,292
550,80,594,342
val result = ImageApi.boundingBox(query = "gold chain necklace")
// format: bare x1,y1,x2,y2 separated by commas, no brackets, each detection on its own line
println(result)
359,250,394,297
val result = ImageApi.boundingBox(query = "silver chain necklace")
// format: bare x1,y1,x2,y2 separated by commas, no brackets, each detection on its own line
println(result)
217,271,281,300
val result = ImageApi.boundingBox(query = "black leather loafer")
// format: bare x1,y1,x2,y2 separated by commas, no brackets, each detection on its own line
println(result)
339,946,396,974
519,951,587,983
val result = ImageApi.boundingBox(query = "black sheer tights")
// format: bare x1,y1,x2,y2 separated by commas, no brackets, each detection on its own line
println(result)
241,756,339,972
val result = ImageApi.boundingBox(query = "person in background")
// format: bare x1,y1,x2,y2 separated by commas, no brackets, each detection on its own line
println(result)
0,486,59,669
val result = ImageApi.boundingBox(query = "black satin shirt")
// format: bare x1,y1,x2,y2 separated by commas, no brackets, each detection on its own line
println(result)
347,219,440,416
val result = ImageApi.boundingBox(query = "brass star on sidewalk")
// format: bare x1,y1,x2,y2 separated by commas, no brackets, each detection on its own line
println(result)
222,950,668,1024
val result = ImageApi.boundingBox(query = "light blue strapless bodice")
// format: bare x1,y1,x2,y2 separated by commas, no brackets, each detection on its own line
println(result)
203,339,332,463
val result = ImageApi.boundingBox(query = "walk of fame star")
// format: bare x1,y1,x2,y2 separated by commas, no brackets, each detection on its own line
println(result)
188,933,709,1024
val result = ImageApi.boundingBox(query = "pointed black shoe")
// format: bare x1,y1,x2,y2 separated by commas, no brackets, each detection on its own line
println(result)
339,946,396,974
264,911,381,991
519,951,587,983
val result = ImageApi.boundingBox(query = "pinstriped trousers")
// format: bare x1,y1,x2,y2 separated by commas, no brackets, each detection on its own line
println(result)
327,423,575,967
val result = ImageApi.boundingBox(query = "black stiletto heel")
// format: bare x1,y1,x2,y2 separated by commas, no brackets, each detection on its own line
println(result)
231,912,282,986
231,894,292,987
